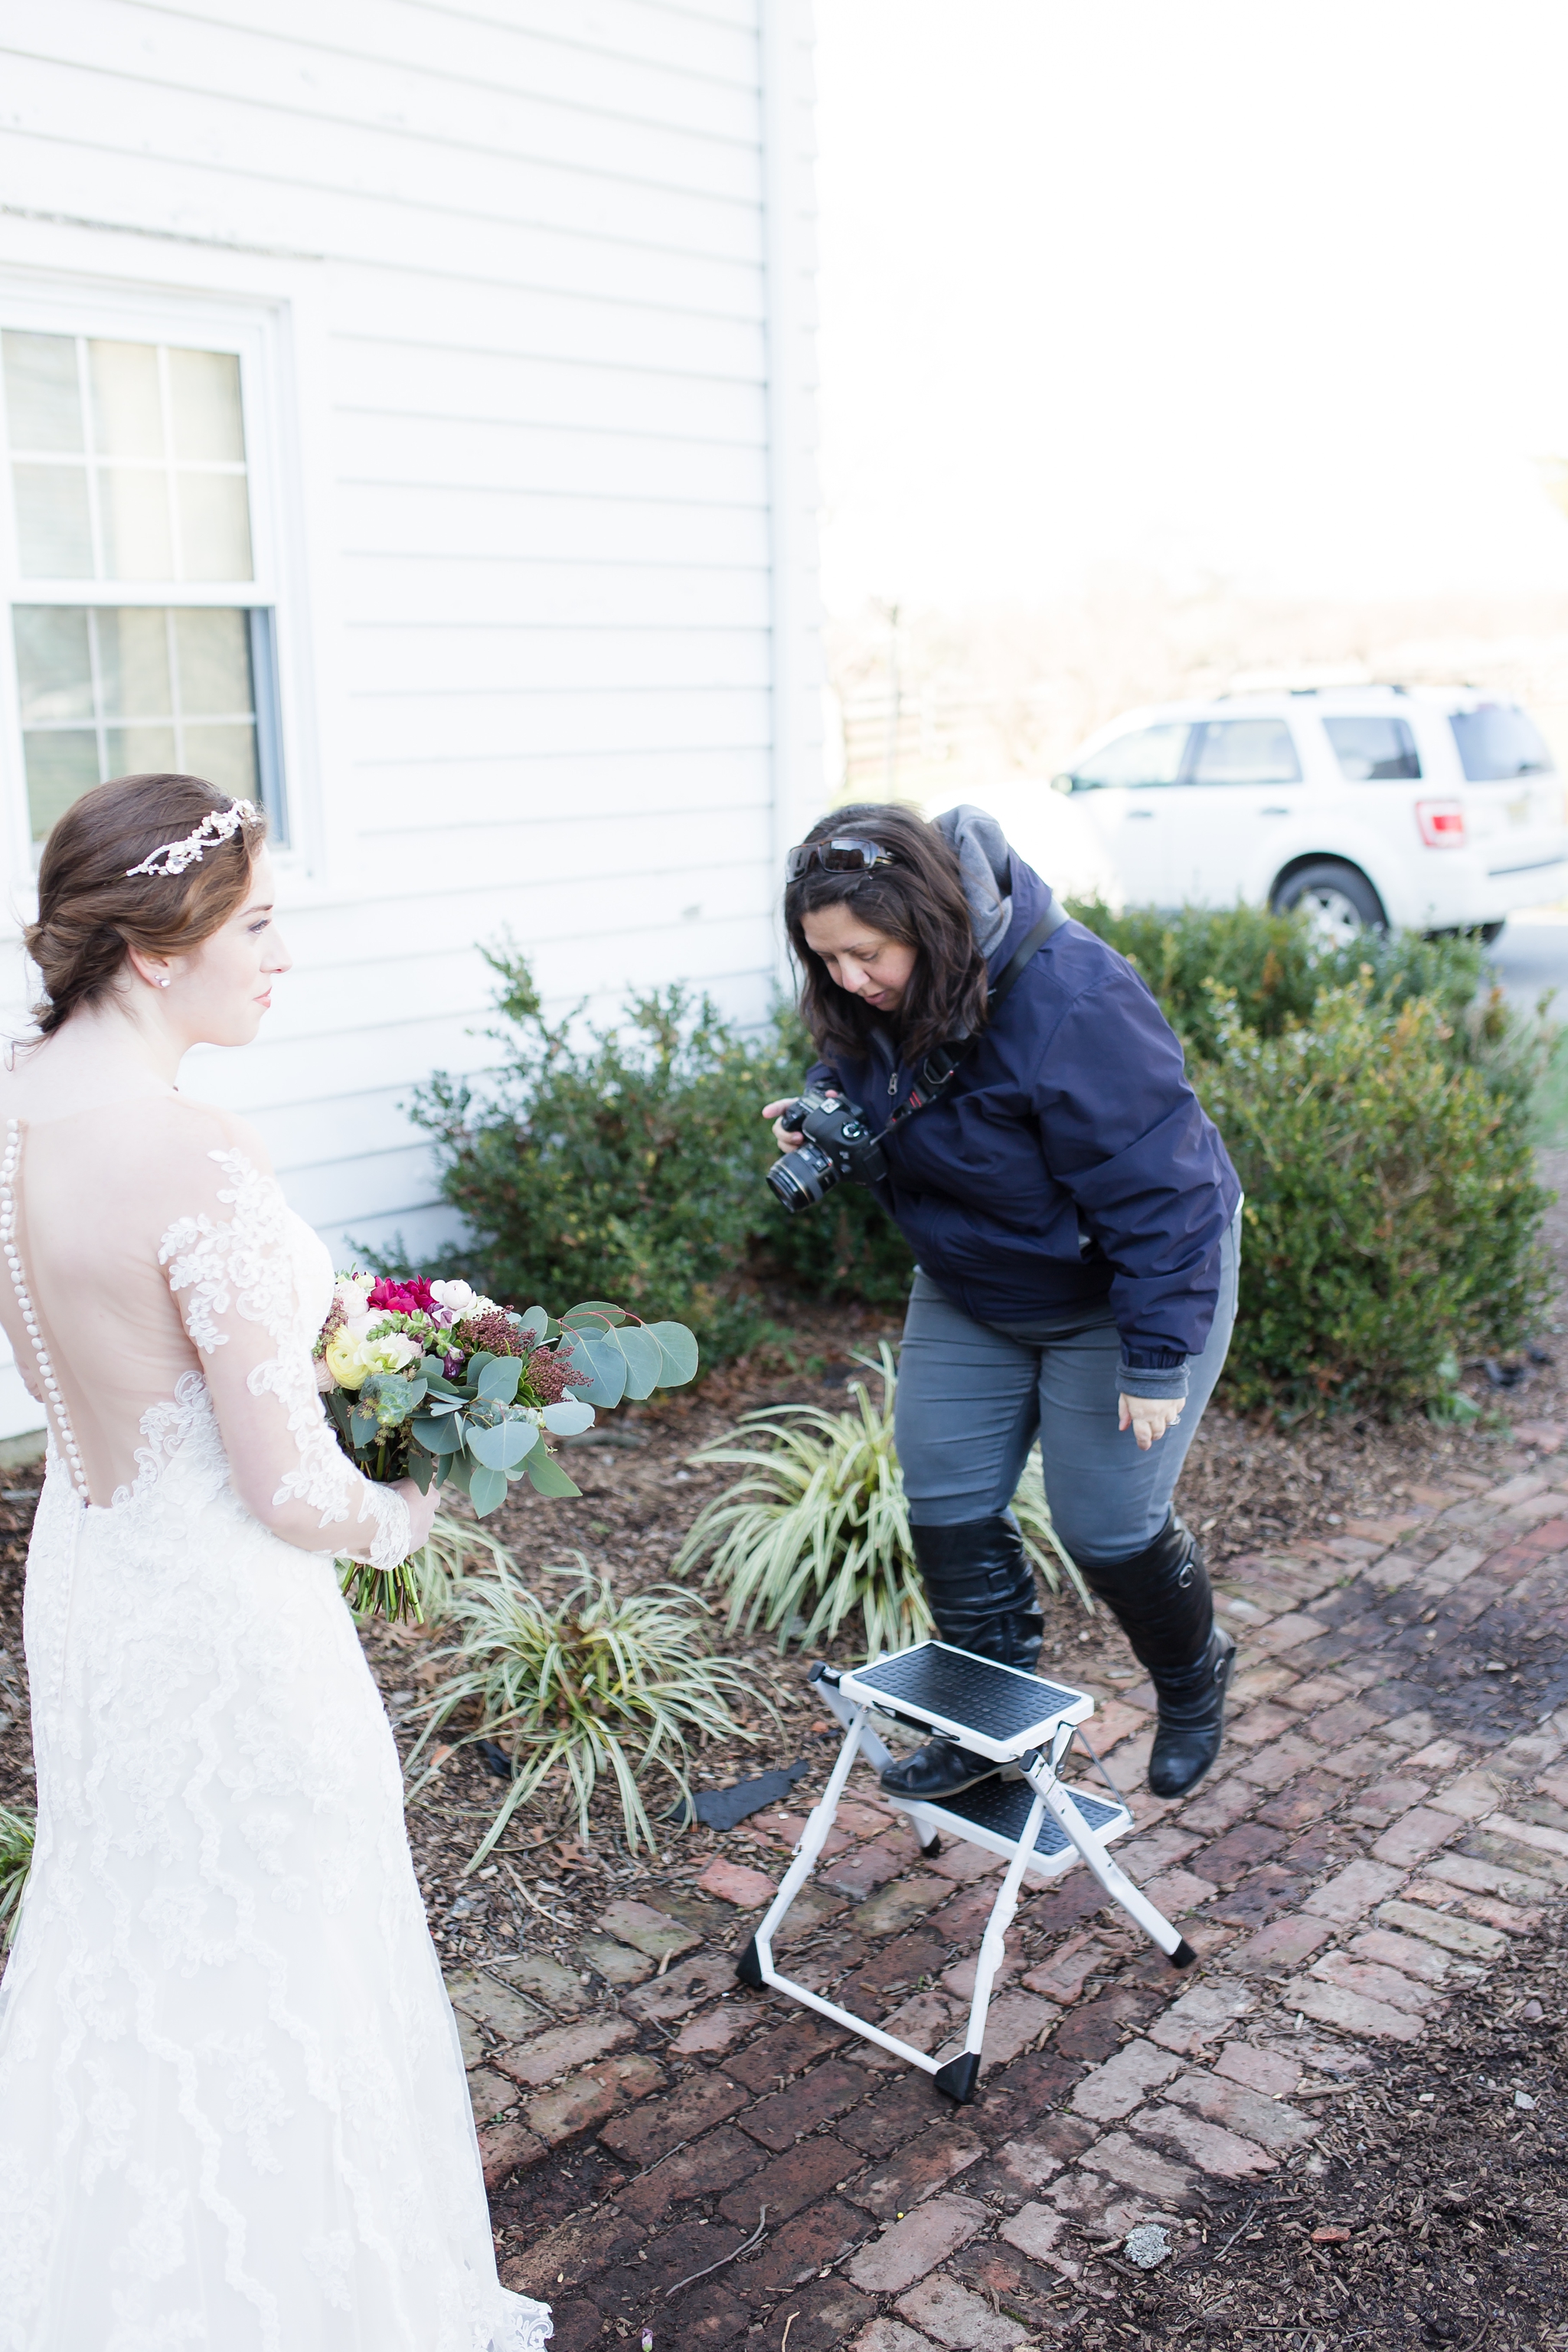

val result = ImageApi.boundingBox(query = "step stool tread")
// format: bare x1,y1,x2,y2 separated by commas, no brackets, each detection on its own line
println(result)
919,1772,1127,1857
848,1642,1083,1742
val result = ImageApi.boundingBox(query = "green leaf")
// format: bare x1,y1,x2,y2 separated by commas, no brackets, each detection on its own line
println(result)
412,1413,466,1455
516,1306,550,1344
614,1323,665,1400
407,1446,436,1494
440,1452,473,1497
523,1446,582,1498
564,1301,629,1327
349,1410,377,1448
645,1321,700,1388
577,1329,629,1406
469,1465,508,1517
477,1357,523,1405
467,1417,538,1472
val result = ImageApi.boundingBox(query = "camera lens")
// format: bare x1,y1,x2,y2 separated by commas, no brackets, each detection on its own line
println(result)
766,1141,838,1213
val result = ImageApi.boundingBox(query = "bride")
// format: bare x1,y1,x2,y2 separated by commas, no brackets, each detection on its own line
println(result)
0,776,550,2349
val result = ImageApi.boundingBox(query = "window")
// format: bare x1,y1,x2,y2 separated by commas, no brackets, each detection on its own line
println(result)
1449,703,1554,782
2,328,285,845
1073,722,1190,789
1323,714,1422,782
1187,718,1302,786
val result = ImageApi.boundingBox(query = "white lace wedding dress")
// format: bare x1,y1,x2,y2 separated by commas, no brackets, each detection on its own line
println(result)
0,1095,550,2350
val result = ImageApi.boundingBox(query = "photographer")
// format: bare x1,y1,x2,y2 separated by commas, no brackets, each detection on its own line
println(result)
766,802,1242,1804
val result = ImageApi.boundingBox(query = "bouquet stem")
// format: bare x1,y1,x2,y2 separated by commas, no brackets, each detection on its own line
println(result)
339,1557,425,1625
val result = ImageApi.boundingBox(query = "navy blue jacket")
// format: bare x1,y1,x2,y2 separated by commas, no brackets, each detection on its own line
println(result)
805,854,1240,1393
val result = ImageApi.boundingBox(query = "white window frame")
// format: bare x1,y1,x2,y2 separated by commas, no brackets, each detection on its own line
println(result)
0,279,304,877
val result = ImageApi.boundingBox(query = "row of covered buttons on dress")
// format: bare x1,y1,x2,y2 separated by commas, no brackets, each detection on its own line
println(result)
1,1118,90,1501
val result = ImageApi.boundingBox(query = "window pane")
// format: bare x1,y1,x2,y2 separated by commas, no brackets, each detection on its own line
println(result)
1190,719,1302,785
167,347,246,462
1323,714,1422,782
87,339,165,460
2,331,83,452
105,724,178,776
98,465,173,578
175,469,253,580
184,720,259,798
173,606,251,713
1074,722,1190,789
22,729,100,841
1450,704,1554,781
95,606,172,720
13,606,93,724
12,462,93,576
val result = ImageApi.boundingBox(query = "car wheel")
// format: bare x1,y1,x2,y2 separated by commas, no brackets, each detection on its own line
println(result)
1272,861,1387,949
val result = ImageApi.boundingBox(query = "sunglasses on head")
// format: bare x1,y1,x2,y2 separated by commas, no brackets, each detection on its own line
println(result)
785,835,894,881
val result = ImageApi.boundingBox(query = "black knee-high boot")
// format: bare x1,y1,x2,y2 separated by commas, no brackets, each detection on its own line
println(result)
879,1517,1045,1803
1079,1514,1236,1798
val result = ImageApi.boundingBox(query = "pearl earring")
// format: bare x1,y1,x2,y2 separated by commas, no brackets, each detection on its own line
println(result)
156,974,171,988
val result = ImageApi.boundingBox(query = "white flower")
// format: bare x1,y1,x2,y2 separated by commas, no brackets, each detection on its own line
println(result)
430,1279,479,1315
335,1273,374,1317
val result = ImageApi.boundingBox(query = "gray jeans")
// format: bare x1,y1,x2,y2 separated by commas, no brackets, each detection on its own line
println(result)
894,1209,1241,1566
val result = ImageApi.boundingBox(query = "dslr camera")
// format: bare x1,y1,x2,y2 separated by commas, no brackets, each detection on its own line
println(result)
766,1089,887,1214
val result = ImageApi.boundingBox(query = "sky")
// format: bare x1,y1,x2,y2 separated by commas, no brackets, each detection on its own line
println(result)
813,0,1568,615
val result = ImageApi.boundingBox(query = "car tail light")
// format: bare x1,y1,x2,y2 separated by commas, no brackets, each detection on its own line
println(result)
1416,799,1465,848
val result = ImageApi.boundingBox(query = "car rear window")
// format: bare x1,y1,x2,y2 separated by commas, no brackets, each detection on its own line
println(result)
1449,704,1554,781
1073,722,1190,789
1323,715,1422,781
1188,719,1302,786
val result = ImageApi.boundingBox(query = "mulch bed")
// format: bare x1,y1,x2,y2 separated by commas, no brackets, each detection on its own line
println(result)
1110,1914,1566,2350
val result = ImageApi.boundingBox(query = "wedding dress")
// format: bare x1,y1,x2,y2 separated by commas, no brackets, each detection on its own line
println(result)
0,1093,551,2350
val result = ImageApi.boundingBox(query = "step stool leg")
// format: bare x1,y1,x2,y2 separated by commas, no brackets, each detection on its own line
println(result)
737,1707,867,1991
933,1788,1048,2106
1024,1761,1196,1968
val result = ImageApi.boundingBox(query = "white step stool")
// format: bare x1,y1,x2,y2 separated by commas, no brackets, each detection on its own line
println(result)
736,1640,1194,2103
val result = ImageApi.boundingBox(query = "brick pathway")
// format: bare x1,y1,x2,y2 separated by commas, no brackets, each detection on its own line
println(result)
464,1462,1568,2350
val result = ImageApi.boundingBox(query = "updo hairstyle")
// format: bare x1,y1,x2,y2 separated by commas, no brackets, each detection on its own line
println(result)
26,773,267,1036
784,801,989,1067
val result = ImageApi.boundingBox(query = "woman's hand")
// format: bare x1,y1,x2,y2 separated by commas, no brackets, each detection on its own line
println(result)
763,1097,806,1152
394,1475,441,1552
1119,1393,1185,1452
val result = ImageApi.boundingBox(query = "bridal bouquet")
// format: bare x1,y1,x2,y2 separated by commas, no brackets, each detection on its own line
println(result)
316,1273,698,1619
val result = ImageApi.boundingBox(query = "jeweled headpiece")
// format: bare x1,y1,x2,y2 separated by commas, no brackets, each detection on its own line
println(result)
126,799,261,880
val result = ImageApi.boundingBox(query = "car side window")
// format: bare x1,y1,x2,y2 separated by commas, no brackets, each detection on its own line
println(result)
1449,704,1555,781
1187,719,1302,785
1072,722,1190,790
1323,715,1422,781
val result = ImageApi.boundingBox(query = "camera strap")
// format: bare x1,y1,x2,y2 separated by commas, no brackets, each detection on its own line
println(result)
879,895,1071,1138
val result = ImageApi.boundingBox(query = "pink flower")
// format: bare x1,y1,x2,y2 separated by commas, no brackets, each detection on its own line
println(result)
367,1276,437,1316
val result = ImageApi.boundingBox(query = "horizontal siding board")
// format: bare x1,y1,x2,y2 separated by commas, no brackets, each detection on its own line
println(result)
322,274,766,381
344,625,771,695
0,51,762,213
322,1204,466,1269
329,342,766,442
183,0,761,87
331,413,767,504
338,556,771,629
346,684,769,763
335,485,767,567
348,751,769,831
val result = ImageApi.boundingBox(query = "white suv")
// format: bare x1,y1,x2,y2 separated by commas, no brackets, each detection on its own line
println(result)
1053,684,1568,942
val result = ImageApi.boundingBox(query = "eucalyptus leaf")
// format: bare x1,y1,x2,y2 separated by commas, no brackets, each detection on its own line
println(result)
477,1357,523,1406
407,1447,436,1494
468,1465,508,1517
645,1321,700,1388
563,1301,628,1328
577,1328,628,1406
557,1329,618,1407
613,1323,665,1400
442,1452,473,1497
541,1398,595,1436
349,1411,377,1449
515,1306,550,1344
467,1418,538,1472
411,1414,466,1455
523,1447,581,1498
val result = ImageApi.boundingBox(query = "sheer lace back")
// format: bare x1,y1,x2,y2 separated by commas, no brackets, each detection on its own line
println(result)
0,1096,407,1567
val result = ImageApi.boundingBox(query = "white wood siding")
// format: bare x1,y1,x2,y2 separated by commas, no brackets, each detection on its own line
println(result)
0,0,822,1438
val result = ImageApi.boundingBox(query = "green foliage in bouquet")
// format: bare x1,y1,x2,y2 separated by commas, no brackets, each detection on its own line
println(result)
673,1344,1091,1656
405,952,914,1364
0,1802,34,1948
1196,979,1551,1416
320,1277,698,1620
407,1560,765,1861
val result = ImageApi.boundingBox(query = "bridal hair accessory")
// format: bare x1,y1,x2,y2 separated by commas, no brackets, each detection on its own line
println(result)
126,798,260,880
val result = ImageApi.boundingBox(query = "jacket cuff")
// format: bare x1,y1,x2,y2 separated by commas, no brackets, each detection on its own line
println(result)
1117,1354,1191,1400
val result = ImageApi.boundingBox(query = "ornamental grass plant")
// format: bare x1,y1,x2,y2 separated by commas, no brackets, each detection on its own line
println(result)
674,1344,1091,1656
408,1560,764,1862
0,1803,34,1947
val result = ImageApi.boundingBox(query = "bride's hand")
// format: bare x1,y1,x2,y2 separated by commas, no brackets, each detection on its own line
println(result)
394,1476,440,1550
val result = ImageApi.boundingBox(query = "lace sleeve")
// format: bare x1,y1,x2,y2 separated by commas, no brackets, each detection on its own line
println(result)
159,1146,410,1570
